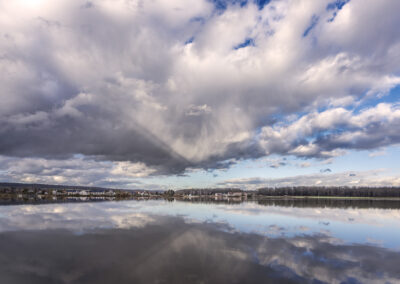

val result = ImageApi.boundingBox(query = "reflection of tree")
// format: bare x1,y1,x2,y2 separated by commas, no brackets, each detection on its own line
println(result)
177,198,400,209
257,186,400,198
257,198,400,209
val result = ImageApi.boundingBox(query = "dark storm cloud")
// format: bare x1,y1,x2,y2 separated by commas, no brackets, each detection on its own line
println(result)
1,0,400,180
0,113,188,169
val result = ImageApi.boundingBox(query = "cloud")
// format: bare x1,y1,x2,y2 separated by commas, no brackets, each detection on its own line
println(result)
0,156,152,188
369,150,387,158
0,0,400,182
299,162,311,168
185,104,212,116
259,103,400,159
218,169,400,189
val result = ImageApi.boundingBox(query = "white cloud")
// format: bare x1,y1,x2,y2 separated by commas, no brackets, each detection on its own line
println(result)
259,103,400,158
111,161,156,178
0,156,155,188
0,0,399,183
369,150,387,158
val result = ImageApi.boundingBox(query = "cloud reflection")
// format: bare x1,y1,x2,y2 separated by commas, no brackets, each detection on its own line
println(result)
0,202,155,232
1,200,400,250
0,216,399,284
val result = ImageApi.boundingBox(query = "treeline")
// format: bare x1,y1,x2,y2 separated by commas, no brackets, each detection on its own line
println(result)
257,186,400,198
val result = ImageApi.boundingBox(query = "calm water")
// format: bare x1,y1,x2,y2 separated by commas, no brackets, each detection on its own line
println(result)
0,199,399,283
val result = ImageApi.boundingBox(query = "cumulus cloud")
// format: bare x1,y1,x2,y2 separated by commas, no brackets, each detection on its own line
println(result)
259,103,400,158
0,155,152,188
0,0,400,182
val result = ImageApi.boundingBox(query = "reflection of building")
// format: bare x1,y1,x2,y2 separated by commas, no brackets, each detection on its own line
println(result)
214,193,224,201
227,192,242,198
93,191,107,196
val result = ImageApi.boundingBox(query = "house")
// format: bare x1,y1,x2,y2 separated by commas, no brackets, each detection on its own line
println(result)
105,190,115,196
227,192,242,197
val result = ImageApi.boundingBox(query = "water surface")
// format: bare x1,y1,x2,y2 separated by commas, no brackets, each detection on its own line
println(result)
0,199,399,283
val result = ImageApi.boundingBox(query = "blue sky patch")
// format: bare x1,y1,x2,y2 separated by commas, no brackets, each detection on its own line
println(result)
185,37,195,45
255,0,271,10
326,0,350,22
209,0,270,11
353,85,400,114
303,15,319,37
326,0,350,11
209,0,247,10
234,38,255,49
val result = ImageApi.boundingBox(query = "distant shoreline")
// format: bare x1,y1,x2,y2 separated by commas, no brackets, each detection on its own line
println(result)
1,182,400,199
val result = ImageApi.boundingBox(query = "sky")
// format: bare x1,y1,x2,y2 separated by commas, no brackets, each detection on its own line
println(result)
0,0,400,190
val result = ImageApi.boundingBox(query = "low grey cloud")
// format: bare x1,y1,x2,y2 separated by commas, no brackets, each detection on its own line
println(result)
1,0,400,181
218,169,400,189
0,156,150,188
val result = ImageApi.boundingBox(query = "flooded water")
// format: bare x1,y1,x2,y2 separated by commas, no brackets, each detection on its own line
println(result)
0,199,399,283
